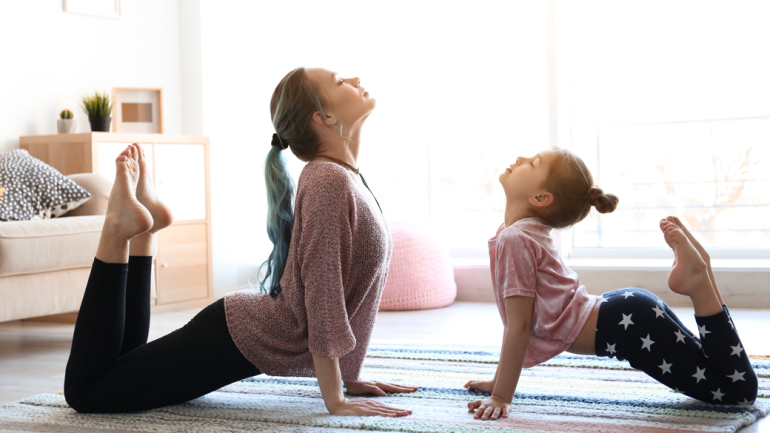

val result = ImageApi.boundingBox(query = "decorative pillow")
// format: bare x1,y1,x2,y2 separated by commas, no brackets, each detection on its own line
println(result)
379,220,457,311
0,149,91,221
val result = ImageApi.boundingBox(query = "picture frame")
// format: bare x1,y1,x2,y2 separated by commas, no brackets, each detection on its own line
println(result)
111,87,164,134
63,0,121,19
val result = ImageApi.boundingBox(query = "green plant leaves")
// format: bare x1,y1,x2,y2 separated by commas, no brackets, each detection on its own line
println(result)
80,90,113,117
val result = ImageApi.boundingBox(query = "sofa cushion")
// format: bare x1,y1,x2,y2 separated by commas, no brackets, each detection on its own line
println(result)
64,173,111,217
0,215,103,277
0,149,91,221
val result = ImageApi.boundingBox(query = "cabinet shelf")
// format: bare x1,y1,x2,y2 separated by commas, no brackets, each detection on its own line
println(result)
20,133,214,312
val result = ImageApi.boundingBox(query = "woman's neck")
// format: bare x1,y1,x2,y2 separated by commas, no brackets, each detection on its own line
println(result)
315,128,361,168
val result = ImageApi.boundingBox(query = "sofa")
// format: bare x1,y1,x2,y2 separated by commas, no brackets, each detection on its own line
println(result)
0,173,112,322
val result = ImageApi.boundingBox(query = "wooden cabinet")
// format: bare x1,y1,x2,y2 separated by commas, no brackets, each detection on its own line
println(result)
157,224,209,305
20,133,213,313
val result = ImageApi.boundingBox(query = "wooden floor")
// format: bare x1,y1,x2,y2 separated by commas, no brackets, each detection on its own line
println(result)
0,301,767,432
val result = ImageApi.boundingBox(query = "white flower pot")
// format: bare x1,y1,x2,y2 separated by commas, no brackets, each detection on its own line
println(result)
57,118,77,134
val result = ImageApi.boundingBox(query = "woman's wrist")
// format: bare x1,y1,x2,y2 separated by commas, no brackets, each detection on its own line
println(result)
325,394,346,414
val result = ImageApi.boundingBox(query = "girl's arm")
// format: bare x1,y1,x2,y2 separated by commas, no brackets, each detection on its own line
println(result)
312,354,412,417
468,295,534,421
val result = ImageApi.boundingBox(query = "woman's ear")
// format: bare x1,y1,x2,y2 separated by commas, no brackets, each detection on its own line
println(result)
529,192,553,208
311,111,336,126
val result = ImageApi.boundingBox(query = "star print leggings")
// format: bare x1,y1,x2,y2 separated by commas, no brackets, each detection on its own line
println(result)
594,288,758,405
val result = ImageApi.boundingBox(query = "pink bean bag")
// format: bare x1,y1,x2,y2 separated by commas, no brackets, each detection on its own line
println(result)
379,220,457,311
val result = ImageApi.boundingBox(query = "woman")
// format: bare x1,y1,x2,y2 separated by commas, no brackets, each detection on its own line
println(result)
64,67,416,417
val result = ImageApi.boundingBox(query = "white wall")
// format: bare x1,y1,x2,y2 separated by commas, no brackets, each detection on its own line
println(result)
0,0,183,151
197,1,548,298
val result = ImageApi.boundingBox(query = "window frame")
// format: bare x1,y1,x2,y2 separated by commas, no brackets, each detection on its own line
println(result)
547,0,770,263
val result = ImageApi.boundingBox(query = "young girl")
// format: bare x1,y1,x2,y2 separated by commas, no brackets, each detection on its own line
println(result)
465,148,758,421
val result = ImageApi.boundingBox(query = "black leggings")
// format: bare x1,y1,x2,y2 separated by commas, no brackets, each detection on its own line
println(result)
64,258,260,413
595,288,758,405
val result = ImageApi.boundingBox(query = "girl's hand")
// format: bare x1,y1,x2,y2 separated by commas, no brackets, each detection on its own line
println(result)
468,396,510,421
331,397,412,417
464,379,495,393
344,380,419,396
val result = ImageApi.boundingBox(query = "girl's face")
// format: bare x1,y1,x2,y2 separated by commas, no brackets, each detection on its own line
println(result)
499,150,557,201
308,68,376,128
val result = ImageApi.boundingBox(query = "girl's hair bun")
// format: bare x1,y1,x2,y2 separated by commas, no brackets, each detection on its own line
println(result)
586,187,619,214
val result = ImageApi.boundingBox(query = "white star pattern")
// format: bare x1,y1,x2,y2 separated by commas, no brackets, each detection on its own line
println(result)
651,305,664,318
598,297,609,304
658,359,672,375
698,324,711,338
711,388,725,402
605,343,616,355
619,313,634,330
739,397,754,406
640,334,655,352
727,370,746,382
622,291,635,299
692,367,707,383
730,343,744,357
674,329,686,344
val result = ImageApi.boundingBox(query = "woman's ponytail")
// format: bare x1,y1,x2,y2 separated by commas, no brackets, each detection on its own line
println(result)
259,145,294,297
257,67,326,297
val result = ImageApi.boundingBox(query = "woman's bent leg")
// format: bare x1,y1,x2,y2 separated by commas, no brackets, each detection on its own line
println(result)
595,289,757,404
65,145,154,400
120,142,174,355
66,298,260,413
64,259,130,399
120,255,153,356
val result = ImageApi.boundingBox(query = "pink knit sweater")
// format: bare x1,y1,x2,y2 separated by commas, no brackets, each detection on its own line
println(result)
225,162,392,382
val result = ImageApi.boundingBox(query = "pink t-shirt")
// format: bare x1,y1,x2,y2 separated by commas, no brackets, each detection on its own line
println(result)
489,218,598,368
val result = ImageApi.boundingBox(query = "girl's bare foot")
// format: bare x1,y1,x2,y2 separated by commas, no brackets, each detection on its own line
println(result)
102,149,154,241
663,216,724,305
664,216,709,263
131,143,174,233
660,220,722,316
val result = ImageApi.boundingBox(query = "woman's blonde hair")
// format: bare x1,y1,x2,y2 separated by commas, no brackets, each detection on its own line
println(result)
260,67,327,297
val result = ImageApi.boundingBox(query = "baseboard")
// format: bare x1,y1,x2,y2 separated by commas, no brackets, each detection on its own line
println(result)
453,265,770,309
23,312,79,324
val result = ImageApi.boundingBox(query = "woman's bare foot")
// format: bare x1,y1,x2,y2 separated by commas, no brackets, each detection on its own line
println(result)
96,148,154,263
660,220,722,316
132,143,173,233
105,148,154,240
664,216,724,305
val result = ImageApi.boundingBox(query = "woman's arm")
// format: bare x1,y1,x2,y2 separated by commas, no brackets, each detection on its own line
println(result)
313,354,413,417
468,295,534,421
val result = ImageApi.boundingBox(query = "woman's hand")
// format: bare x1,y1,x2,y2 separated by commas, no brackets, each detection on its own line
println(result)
468,396,510,421
464,379,495,393
344,380,419,396
331,397,412,417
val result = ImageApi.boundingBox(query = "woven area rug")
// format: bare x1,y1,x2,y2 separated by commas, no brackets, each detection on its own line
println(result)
1,347,768,433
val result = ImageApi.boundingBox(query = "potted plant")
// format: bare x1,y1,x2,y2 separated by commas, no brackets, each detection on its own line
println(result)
80,90,113,132
57,109,76,134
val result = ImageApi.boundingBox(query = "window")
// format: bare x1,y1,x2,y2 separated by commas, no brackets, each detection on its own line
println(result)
563,1,770,258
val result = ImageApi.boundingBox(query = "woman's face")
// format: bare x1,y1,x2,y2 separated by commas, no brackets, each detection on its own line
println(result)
308,68,376,128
